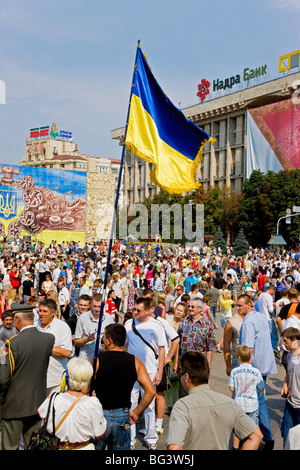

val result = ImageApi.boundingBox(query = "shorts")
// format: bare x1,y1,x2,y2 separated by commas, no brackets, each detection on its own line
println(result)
221,315,230,329
156,364,171,392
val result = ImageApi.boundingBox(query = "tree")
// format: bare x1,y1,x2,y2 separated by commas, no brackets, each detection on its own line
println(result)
212,226,227,253
233,228,249,257
238,169,300,247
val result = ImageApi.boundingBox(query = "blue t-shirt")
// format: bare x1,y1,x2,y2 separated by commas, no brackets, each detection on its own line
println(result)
184,276,195,293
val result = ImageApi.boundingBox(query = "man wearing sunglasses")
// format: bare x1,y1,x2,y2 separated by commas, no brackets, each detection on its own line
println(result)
124,297,165,450
175,298,217,397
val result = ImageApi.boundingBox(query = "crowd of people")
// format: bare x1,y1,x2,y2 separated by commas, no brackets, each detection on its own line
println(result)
0,236,299,450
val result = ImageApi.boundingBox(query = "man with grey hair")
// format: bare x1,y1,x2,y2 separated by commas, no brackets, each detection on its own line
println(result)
0,310,55,450
175,297,217,397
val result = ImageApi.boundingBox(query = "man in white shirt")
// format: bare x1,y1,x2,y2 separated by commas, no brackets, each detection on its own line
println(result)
37,298,72,395
124,297,165,450
58,280,71,321
74,293,114,361
257,285,276,321
52,264,61,288
226,265,239,284
78,276,91,297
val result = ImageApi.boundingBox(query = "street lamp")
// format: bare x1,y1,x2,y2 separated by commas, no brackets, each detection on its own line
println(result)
277,213,300,235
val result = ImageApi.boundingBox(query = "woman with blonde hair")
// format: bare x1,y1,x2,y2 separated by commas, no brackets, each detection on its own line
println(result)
6,287,17,310
216,289,236,352
47,290,61,319
0,289,8,318
37,357,107,450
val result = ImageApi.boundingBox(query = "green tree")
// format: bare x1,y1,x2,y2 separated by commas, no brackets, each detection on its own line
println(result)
238,169,300,247
212,226,227,253
233,228,249,257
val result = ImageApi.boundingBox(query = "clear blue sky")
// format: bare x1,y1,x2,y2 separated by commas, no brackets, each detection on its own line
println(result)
0,0,299,165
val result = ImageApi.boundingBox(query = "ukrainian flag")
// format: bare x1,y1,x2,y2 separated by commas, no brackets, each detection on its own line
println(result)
125,45,213,194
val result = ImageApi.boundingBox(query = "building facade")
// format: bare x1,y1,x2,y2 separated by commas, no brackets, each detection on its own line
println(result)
111,70,300,205
19,123,124,206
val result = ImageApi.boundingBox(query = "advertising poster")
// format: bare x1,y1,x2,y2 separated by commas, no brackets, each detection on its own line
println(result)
246,98,300,177
0,165,86,244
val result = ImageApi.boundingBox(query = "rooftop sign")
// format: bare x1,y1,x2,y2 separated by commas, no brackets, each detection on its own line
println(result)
279,49,300,73
29,123,72,140
197,64,268,102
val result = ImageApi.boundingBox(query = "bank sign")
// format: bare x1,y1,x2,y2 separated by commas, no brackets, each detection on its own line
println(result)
197,64,268,101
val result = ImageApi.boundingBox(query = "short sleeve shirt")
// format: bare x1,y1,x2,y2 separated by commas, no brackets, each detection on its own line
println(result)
37,317,72,388
177,316,217,357
125,317,165,374
166,384,257,450
228,363,264,412
74,311,114,361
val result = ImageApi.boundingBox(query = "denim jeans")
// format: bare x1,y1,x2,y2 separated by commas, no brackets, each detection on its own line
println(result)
246,409,259,427
258,376,274,442
282,400,300,448
210,306,217,322
93,408,131,450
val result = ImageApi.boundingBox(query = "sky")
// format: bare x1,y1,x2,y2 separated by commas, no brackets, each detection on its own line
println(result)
0,0,299,165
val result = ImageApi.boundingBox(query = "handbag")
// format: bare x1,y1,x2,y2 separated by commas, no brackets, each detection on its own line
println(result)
27,392,60,450
27,392,83,450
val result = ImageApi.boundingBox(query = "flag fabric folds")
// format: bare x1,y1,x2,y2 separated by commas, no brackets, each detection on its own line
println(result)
124,45,213,194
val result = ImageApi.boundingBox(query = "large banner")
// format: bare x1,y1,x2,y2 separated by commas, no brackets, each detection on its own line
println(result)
0,165,86,244
246,98,300,178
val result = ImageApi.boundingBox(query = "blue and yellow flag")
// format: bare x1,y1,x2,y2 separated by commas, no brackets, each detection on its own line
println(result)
125,45,213,194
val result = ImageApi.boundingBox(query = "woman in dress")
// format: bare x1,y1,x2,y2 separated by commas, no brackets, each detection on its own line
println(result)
41,273,55,294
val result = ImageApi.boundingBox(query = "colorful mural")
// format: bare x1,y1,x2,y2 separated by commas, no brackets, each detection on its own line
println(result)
0,165,86,243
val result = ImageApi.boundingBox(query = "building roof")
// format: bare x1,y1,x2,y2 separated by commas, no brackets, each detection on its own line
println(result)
268,234,287,245
53,154,86,161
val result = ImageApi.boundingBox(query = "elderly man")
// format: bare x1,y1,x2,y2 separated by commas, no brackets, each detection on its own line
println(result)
175,297,217,397
0,310,55,450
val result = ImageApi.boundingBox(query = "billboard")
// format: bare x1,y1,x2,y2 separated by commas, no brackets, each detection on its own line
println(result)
0,165,86,244
246,98,300,178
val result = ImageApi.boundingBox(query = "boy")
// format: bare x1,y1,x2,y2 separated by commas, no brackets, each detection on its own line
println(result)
280,327,300,448
228,344,264,449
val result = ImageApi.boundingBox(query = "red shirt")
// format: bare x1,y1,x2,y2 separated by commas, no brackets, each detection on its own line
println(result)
9,271,20,288
105,299,117,318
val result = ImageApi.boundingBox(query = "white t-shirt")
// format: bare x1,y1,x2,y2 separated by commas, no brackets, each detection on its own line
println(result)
38,317,73,388
125,317,165,374
58,287,70,306
154,315,179,356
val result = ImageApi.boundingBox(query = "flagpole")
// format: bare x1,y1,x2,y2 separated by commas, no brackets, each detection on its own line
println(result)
91,40,141,370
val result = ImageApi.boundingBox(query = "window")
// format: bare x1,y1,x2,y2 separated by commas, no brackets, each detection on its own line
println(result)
231,149,236,175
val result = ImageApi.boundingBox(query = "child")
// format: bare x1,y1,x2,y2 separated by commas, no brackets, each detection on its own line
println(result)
201,294,219,330
228,344,264,449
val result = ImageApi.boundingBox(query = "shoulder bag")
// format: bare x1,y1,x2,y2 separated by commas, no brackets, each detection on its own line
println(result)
132,318,158,360
27,392,83,450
